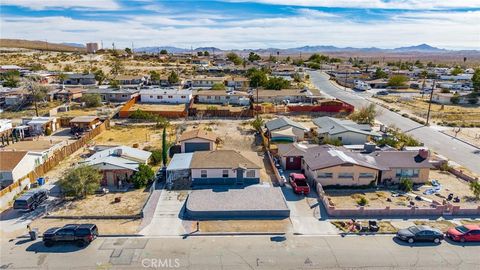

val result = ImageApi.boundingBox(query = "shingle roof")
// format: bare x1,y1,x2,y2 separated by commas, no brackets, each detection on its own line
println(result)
70,116,99,123
178,129,217,142
0,151,28,171
303,145,383,171
190,150,261,169
265,117,308,132
312,116,379,137
277,142,315,157
371,151,434,169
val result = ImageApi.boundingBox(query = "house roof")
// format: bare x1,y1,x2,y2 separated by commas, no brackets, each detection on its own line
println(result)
312,116,379,137
265,117,308,132
85,156,141,171
167,153,193,171
277,142,315,157
86,145,151,163
195,90,249,97
67,73,95,79
190,150,261,169
0,151,28,171
371,151,434,169
3,140,64,152
254,89,312,97
178,129,217,142
70,116,99,123
303,145,383,171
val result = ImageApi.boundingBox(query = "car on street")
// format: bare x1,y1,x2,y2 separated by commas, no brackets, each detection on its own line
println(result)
376,91,389,96
446,224,480,242
13,189,48,211
396,225,444,243
289,173,310,195
43,224,99,247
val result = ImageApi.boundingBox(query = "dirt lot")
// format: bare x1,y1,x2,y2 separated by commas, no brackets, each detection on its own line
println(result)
442,127,480,148
30,218,141,235
131,103,186,112
51,189,150,216
94,125,174,150
417,170,479,207
195,219,291,233
0,101,62,119
413,220,457,232
375,95,480,126
192,103,247,112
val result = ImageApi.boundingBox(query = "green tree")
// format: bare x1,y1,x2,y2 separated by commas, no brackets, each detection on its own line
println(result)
399,177,413,192
57,72,68,85
59,166,102,199
348,104,377,125
109,58,124,77
162,127,168,167
197,51,204,56
373,68,388,79
25,79,49,117
94,70,107,85
2,71,20,87
450,93,461,104
203,51,210,56
246,68,268,87
131,164,154,188
250,116,264,132
167,71,179,84
159,49,168,55
472,69,480,92
321,137,343,146
149,70,161,84
470,181,480,200
248,52,261,62
211,83,226,90
226,52,242,65
63,64,73,72
81,93,102,107
387,75,409,88
264,77,290,90
450,66,463,76
150,149,162,165
110,79,120,89
124,47,132,55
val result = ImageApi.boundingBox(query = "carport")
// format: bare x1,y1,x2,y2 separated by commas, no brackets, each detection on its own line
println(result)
166,153,193,186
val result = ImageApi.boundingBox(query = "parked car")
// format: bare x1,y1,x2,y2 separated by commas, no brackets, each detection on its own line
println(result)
289,173,310,195
396,225,444,243
376,91,389,96
446,225,480,242
43,224,99,247
13,189,48,211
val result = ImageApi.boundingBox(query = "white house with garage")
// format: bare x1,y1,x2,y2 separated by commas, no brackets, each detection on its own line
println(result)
139,88,192,104
178,129,217,153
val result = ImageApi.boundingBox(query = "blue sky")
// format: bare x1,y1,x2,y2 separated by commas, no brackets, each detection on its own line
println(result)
1,0,479,49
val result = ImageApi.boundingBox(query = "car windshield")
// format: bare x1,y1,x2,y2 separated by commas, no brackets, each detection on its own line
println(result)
408,226,420,234
456,226,469,233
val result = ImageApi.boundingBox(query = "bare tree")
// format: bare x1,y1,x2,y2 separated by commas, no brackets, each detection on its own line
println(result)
25,77,49,117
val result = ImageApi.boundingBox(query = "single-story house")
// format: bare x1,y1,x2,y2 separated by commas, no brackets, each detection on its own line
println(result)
431,92,472,105
82,146,152,187
54,88,85,101
0,151,38,187
276,142,316,170
188,76,226,88
3,139,67,164
225,77,249,90
86,88,139,103
115,75,149,86
139,88,192,104
195,90,250,106
312,116,380,145
190,150,261,185
69,116,101,133
252,89,314,104
178,129,217,153
265,117,309,142
64,73,96,85
22,117,58,135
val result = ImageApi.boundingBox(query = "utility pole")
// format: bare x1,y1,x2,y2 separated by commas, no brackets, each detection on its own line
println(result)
425,79,436,126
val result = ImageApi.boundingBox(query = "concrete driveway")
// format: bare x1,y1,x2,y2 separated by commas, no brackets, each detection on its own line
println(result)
281,184,338,235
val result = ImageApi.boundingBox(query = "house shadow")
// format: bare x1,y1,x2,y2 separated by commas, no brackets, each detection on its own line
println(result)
25,241,87,253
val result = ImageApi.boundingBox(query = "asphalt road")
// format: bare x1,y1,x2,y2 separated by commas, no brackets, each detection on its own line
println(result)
2,235,479,269
308,71,480,175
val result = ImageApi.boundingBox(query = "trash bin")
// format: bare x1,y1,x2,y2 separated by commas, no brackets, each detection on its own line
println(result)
29,229,38,240
37,178,45,186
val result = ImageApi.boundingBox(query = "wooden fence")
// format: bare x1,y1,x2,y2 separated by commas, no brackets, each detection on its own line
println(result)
0,119,110,202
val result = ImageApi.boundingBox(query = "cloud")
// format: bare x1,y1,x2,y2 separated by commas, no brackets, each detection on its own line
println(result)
225,0,480,10
1,0,121,10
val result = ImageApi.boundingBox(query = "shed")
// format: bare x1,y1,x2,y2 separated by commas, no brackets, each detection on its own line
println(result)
166,153,193,186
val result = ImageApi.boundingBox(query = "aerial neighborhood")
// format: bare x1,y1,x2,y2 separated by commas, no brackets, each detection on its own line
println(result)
0,39,479,267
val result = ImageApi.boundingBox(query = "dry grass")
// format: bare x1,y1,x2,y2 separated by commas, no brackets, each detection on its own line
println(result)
197,219,291,233
52,189,150,216
131,103,186,112
413,220,456,232
460,220,480,225
1,101,62,119
30,218,141,235
326,189,431,208
93,125,174,149
192,103,247,112
331,220,397,233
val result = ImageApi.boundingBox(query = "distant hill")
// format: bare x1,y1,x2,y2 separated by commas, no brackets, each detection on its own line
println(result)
0,39,86,52
393,43,446,52
61,42,85,48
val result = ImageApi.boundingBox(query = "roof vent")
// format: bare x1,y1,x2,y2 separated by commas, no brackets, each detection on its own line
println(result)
363,143,376,153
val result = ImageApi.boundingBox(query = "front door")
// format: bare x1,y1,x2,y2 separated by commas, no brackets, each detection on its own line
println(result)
236,168,244,185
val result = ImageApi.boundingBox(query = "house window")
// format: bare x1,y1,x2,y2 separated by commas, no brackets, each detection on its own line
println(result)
396,169,420,178
157,96,163,99
222,170,229,178
168,96,173,98
200,170,207,178
359,173,375,178
150,95,153,98
338,173,354,179
317,172,333,178
207,96,212,99
181,96,186,98
122,95,127,98
246,170,255,178
338,136,342,141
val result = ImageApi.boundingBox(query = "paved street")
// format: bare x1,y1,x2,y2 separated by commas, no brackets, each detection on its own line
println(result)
1,235,479,269
308,71,480,175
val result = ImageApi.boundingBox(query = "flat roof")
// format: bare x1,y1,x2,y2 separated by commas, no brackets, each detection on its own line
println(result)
167,153,193,171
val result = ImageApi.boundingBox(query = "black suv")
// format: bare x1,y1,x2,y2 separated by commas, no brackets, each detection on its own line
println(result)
13,189,48,211
43,224,99,247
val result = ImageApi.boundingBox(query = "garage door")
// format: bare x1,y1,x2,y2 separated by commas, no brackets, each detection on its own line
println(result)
286,157,302,170
185,142,210,153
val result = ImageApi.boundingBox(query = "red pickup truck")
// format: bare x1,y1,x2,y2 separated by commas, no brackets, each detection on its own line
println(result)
289,173,310,194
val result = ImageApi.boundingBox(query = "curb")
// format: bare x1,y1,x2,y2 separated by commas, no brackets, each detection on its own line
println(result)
180,232,286,237
438,131,480,150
